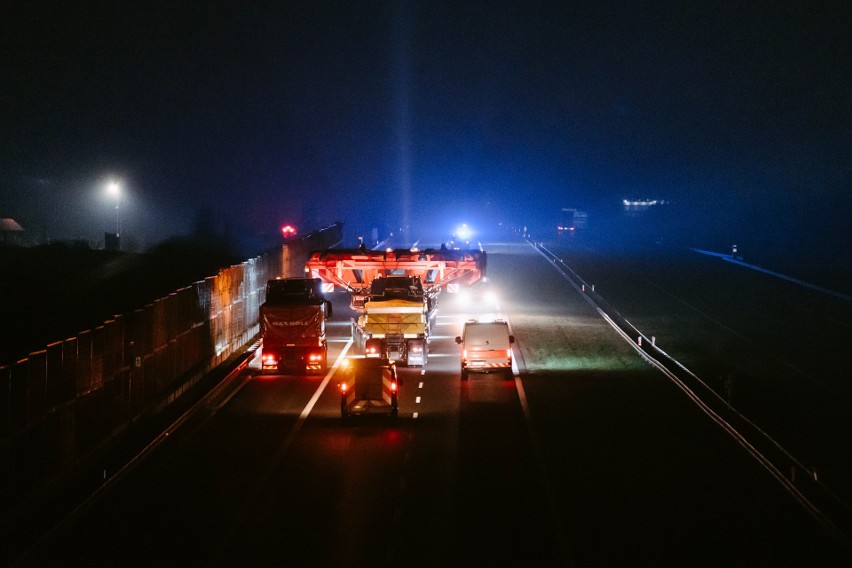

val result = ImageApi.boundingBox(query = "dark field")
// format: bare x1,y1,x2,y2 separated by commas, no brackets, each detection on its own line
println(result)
545,238,852,514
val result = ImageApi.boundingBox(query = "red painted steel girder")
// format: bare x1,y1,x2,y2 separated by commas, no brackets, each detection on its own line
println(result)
305,248,486,291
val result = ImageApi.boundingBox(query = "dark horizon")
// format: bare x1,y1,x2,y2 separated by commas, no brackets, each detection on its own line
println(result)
1,2,849,267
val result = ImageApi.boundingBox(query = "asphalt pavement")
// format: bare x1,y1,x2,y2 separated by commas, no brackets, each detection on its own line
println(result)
15,240,849,567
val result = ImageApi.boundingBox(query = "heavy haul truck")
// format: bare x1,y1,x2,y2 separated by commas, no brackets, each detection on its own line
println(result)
260,278,333,374
352,276,434,366
305,247,486,365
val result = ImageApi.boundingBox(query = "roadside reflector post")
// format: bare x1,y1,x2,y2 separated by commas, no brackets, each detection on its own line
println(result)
638,336,642,346
592,284,595,291
813,469,818,482
582,284,585,292
652,336,656,346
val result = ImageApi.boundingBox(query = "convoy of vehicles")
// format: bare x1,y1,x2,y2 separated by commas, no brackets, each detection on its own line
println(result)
259,245,512,428
260,277,333,374
338,357,399,419
305,246,486,365
455,319,515,380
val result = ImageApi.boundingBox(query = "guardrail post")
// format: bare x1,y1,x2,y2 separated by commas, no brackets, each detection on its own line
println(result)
637,336,642,346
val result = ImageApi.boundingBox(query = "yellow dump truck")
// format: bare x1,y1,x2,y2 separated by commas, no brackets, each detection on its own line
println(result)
351,276,433,366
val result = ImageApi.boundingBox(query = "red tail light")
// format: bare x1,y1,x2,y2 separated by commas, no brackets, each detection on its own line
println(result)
390,381,397,392
339,382,348,393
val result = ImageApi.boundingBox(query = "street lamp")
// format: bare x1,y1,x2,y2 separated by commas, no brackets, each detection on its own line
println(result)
107,181,121,237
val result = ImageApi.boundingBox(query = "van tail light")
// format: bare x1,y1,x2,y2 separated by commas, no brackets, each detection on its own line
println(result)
390,381,398,392
506,349,512,359
340,382,348,393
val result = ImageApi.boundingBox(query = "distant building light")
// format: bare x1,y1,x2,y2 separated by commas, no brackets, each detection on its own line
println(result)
623,199,667,212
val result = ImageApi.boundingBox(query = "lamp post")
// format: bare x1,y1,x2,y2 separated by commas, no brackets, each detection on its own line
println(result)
107,181,121,236
105,181,122,251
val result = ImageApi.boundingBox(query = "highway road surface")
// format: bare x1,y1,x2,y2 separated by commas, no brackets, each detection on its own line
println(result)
15,240,848,567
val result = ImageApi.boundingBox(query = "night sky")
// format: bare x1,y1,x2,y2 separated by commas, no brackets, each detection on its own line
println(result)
1,1,850,260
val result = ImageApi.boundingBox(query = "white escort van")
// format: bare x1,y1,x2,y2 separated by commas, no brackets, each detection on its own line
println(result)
455,319,515,380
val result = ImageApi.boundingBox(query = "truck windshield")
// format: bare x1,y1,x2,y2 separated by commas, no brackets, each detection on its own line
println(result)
370,277,423,300
266,280,322,304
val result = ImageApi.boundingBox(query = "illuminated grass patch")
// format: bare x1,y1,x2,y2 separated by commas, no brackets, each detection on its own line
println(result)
510,314,646,373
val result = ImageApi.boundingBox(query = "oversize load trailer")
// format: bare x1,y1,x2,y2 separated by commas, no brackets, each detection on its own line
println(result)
306,247,486,366
305,247,486,301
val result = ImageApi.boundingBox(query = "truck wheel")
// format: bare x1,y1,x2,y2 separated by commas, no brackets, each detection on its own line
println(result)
505,369,514,380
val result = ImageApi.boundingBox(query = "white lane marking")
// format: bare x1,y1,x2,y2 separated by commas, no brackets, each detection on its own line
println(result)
504,307,574,565
413,412,419,419
418,382,424,389
212,338,354,562
420,369,426,375
283,338,354,448
514,374,531,422
415,396,421,404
